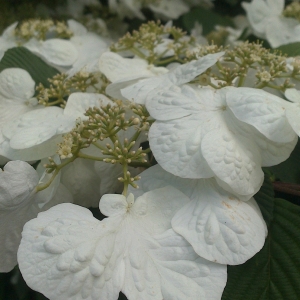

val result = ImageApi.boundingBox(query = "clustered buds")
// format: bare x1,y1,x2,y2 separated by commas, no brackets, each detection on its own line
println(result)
187,41,298,91
52,101,150,190
283,2,300,22
110,20,195,65
14,19,73,42
36,72,105,107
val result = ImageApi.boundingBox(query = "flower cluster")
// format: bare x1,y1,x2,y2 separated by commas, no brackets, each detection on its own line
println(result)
0,1,300,300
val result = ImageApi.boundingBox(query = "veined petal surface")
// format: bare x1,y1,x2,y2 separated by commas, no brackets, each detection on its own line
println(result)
18,187,227,300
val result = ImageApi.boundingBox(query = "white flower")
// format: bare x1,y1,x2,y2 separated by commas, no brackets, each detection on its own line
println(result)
242,0,300,47
0,93,113,161
0,68,40,127
147,0,189,20
0,20,109,71
0,68,41,163
18,187,227,300
284,88,300,136
0,160,72,272
61,158,102,208
146,85,297,199
120,51,225,104
0,21,78,68
129,165,267,265
66,20,110,77
99,51,169,100
108,0,189,20
25,38,78,68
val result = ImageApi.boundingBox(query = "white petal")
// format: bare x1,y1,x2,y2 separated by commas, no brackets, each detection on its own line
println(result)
0,161,38,209
0,135,63,161
148,0,189,19
131,187,189,235
107,77,148,100
129,166,267,265
67,19,88,36
0,158,73,272
0,201,39,272
100,194,128,216
201,128,264,196
0,68,35,101
18,190,226,300
172,180,267,265
285,88,300,104
242,0,283,37
94,162,124,195
149,119,214,179
9,125,57,149
61,159,101,208
64,93,114,119
121,52,224,104
146,85,213,120
286,103,300,137
18,203,124,300
121,76,165,104
0,161,39,272
123,229,227,300
39,39,78,66
226,87,295,143
68,34,108,76
266,17,300,48
35,158,62,208
2,107,74,151
99,52,163,82
254,130,298,166
167,52,225,86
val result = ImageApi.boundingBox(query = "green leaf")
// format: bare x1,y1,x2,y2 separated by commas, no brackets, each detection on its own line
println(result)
0,47,59,88
179,8,235,35
276,42,300,57
267,138,300,184
222,198,300,300
254,173,275,226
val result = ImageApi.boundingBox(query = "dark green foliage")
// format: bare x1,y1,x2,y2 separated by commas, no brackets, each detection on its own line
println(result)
0,47,60,88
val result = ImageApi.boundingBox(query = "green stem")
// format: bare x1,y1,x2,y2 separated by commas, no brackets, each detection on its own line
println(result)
142,148,151,154
122,163,128,196
92,141,107,152
77,152,106,161
46,98,65,106
130,47,147,59
266,83,283,90
237,75,246,87
129,130,141,146
35,156,77,192
156,56,178,66
128,161,151,168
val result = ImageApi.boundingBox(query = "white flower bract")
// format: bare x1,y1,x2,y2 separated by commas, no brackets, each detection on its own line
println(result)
18,187,227,300
146,85,297,198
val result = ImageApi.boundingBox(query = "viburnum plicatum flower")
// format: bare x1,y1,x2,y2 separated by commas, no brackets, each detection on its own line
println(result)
120,52,225,104
0,93,113,161
18,187,227,300
0,68,40,163
0,160,72,272
146,85,297,199
0,68,40,127
242,0,300,47
98,51,169,100
0,21,78,68
129,165,267,265
66,20,110,77
108,0,189,20
284,88,300,136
